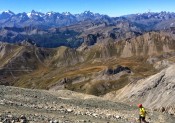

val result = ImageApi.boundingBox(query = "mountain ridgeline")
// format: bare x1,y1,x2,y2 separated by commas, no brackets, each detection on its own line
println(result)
0,10,106,28
1,10,175,30
1,11,175,48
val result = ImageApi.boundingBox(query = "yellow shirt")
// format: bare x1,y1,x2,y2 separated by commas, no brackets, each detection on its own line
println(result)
139,107,146,117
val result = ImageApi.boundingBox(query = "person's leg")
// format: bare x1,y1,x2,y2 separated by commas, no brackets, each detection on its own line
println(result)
139,115,142,123
142,117,148,123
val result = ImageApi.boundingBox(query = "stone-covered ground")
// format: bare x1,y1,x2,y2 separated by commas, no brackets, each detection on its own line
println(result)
0,85,174,123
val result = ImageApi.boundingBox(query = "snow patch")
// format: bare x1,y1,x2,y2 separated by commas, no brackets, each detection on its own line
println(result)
170,23,174,26
27,13,32,18
3,10,14,15
47,12,52,16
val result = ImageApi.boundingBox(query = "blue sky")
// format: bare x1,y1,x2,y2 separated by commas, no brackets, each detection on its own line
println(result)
0,0,175,17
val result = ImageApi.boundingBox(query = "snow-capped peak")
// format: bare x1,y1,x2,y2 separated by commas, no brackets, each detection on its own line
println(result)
46,11,55,16
84,11,90,14
31,10,36,13
31,10,39,16
47,12,52,16
27,10,44,17
83,11,94,15
2,10,14,15
4,10,10,13
62,12,71,16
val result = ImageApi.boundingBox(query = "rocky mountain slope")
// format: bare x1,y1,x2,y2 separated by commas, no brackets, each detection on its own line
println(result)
0,85,175,123
0,26,82,48
104,64,175,115
0,16,144,48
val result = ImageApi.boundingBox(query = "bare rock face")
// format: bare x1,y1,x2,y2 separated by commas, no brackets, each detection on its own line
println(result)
153,60,173,70
146,56,159,64
121,32,175,57
85,34,97,46
104,64,175,115
105,65,131,75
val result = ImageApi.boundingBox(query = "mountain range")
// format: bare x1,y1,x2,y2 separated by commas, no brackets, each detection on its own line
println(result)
0,10,105,28
0,10,175,48
0,10,175,30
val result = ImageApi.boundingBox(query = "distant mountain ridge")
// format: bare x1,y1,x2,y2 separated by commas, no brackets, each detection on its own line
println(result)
1,10,175,29
0,10,106,28
1,10,175,48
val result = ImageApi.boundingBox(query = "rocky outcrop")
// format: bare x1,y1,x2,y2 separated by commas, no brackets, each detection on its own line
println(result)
105,65,131,75
153,60,173,70
85,34,97,46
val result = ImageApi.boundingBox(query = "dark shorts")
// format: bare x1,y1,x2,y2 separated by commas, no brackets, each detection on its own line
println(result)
139,115,145,121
